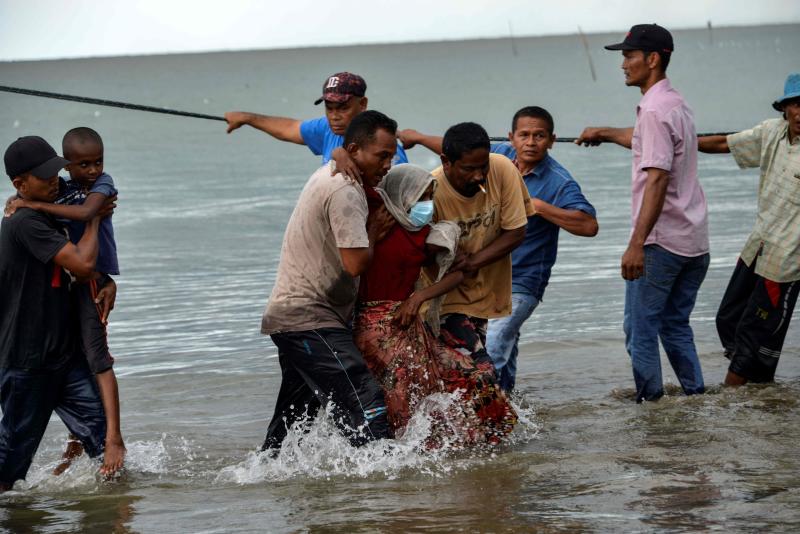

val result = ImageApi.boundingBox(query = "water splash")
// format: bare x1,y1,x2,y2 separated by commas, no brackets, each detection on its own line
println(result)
218,391,540,484
9,434,193,494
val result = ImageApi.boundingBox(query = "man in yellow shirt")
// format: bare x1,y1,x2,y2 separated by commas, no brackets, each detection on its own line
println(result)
427,122,528,368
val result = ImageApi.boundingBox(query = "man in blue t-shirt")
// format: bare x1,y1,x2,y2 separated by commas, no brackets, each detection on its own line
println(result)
224,72,408,173
400,106,599,391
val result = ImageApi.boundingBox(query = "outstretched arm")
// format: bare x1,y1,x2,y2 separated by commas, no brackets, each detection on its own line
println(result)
575,127,634,149
532,199,599,237
698,135,730,153
398,129,443,154
224,111,304,144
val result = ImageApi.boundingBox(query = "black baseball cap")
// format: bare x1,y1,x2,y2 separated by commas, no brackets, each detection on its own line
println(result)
4,136,69,179
605,24,674,53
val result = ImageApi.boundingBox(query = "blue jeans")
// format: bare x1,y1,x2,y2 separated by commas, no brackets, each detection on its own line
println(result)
486,292,540,391
624,245,709,402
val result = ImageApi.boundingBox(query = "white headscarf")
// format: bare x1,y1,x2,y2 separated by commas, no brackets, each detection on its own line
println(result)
376,164,461,332
375,164,435,232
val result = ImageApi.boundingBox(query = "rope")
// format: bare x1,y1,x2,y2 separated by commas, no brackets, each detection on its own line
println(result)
0,85,734,141
0,85,226,122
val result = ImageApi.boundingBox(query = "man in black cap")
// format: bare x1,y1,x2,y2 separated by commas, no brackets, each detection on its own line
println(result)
698,73,800,386
575,24,710,403
0,136,112,490
224,71,408,169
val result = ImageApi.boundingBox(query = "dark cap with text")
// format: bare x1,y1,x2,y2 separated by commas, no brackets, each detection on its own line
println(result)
605,24,674,53
4,136,69,179
314,72,367,105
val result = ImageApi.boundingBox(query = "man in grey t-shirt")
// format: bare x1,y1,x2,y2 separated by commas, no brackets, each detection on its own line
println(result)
261,111,398,452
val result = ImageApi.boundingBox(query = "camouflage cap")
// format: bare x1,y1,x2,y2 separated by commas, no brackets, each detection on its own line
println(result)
314,72,367,105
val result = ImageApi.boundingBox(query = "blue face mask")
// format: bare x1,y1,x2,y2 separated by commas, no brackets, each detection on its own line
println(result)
408,200,434,227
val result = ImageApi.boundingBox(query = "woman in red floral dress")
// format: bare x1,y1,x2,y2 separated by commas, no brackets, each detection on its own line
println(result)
353,164,516,445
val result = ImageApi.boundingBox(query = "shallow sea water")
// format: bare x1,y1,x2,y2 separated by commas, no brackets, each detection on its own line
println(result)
1,23,799,532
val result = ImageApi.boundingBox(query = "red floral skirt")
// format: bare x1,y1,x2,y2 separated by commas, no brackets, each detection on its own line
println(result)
353,300,516,445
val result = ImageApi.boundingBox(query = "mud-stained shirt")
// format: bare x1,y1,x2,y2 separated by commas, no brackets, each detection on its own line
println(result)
261,162,369,334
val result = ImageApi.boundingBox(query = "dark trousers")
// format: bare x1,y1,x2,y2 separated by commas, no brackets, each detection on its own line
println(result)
717,258,800,382
262,328,391,451
0,359,106,485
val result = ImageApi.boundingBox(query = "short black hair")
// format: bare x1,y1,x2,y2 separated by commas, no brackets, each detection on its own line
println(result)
512,106,555,134
343,110,397,147
62,127,104,156
645,50,671,72
442,122,490,163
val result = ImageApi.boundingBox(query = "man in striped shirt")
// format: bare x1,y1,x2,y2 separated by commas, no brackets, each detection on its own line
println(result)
699,73,800,385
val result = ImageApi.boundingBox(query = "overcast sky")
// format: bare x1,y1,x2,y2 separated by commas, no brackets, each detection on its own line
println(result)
1,0,798,61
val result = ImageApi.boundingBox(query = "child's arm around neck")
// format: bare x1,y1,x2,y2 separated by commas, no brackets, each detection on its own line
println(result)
11,191,115,222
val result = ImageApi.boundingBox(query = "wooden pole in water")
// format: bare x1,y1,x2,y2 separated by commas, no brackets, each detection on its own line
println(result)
707,20,713,45
508,20,518,57
578,26,597,82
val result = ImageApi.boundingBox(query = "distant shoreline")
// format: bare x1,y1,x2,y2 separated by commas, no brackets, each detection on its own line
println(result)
2,22,797,64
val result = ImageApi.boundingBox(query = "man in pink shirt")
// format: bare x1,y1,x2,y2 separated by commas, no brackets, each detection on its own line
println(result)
576,24,710,402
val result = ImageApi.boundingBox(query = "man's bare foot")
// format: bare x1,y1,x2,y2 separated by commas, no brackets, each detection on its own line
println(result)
100,437,126,477
53,438,85,475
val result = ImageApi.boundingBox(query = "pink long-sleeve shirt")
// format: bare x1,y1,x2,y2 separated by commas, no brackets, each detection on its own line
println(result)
631,78,709,257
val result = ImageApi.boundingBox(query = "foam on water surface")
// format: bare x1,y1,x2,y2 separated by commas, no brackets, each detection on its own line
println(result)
218,392,540,484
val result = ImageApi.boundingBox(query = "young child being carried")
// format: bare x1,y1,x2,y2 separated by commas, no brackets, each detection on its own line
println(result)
7,127,126,475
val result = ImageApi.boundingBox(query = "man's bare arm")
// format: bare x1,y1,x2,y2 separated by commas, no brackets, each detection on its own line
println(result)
398,129,443,154
224,112,304,144
698,135,730,153
339,206,396,277
453,226,526,275
621,168,669,280
532,199,599,237
53,217,100,279
575,127,634,149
